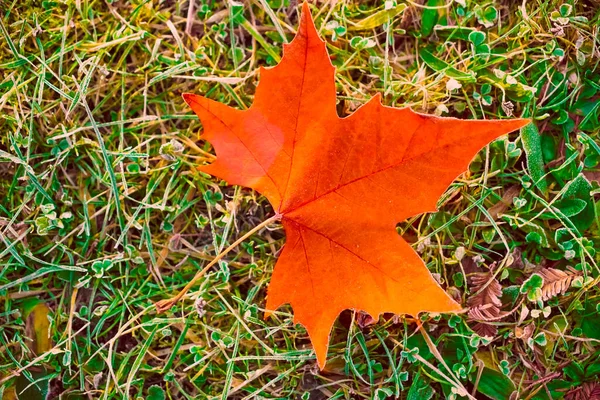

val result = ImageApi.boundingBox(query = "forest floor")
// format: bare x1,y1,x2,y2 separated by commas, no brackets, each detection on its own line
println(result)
1,1,600,399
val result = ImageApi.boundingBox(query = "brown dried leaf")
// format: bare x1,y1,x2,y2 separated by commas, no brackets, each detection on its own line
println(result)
538,267,581,301
487,185,520,220
515,322,535,342
472,322,498,338
565,382,600,400
469,304,501,321
467,272,506,338
356,311,377,329
467,272,502,321
583,170,600,183
446,286,463,304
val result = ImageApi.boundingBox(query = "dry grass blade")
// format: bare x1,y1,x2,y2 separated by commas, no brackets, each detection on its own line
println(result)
538,267,581,301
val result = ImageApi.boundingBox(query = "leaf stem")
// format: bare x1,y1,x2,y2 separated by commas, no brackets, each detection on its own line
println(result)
155,213,282,313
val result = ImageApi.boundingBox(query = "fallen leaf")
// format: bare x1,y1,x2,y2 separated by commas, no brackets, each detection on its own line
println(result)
566,382,600,400
184,3,529,369
24,301,52,355
538,266,581,301
467,271,503,337
487,185,520,220
467,272,503,320
471,322,498,339
515,322,534,341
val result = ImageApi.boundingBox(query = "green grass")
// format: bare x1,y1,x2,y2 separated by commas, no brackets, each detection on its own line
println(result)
1,0,599,399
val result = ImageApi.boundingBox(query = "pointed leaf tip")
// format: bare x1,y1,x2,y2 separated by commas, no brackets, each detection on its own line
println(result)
298,1,320,41
301,1,310,13
507,118,532,130
182,93,198,106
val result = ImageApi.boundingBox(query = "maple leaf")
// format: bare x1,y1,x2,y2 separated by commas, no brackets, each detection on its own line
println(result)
183,3,529,369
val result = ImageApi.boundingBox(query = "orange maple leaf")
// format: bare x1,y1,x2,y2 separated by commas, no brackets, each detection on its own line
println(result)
183,3,529,369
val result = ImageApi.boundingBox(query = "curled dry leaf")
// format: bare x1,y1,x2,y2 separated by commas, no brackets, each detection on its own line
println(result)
538,266,581,301
183,3,529,368
446,286,463,304
487,185,521,220
356,311,377,329
514,322,535,342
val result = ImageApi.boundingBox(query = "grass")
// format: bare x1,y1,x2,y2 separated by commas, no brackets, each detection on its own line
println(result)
1,0,599,399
